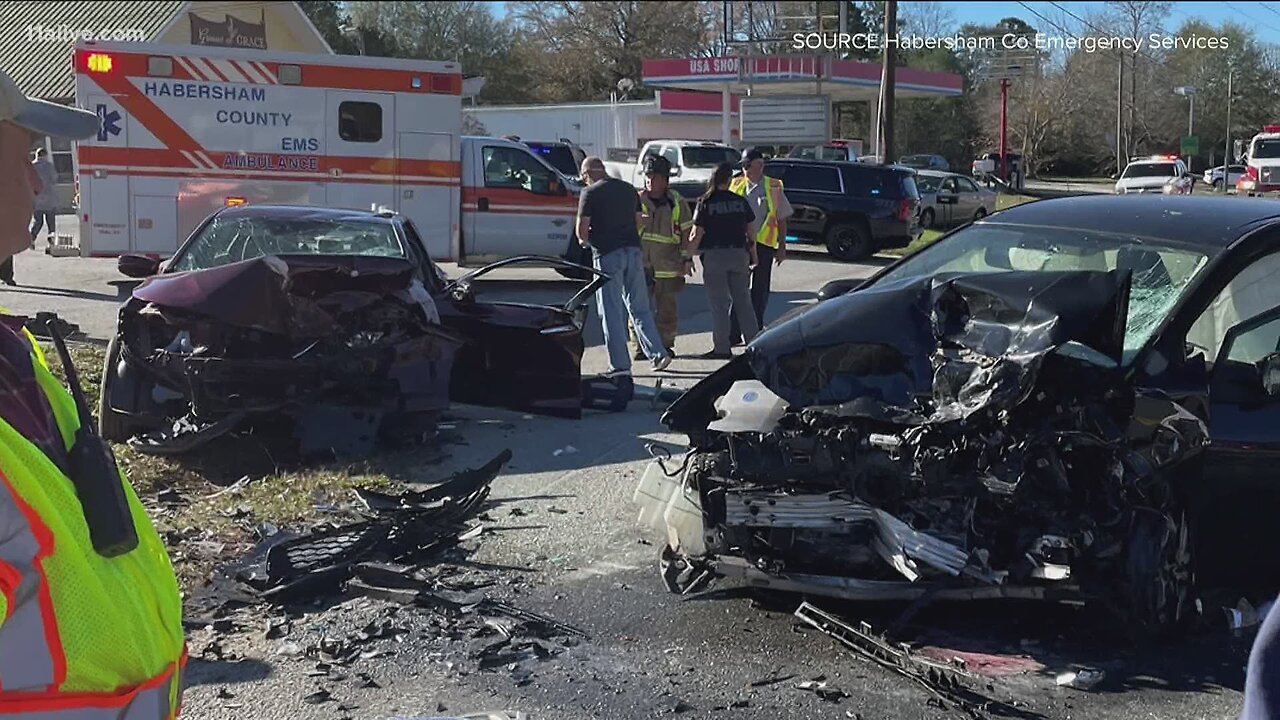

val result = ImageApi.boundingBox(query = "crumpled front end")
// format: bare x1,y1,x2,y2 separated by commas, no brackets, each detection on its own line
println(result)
639,270,1206,626
104,255,462,457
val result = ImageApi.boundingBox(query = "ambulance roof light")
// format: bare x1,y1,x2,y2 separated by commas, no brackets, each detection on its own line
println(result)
86,53,112,73
1265,125,1280,134
225,197,247,207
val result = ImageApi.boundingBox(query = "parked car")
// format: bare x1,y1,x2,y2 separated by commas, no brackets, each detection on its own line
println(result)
102,205,604,457
607,140,740,189
899,153,950,172
914,170,998,229
1203,164,1246,191
788,139,864,162
763,159,920,261
1115,156,1194,195
644,194,1280,633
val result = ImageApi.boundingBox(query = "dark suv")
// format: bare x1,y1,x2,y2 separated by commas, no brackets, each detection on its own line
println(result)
764,159,920,261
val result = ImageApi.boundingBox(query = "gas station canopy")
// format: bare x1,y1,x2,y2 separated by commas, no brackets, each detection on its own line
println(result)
642,55,963,100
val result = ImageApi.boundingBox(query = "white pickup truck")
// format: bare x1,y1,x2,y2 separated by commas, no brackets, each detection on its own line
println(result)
605,140,742,188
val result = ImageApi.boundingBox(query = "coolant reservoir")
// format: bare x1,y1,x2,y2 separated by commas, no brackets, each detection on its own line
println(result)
634,460,679,530
707,380,788,433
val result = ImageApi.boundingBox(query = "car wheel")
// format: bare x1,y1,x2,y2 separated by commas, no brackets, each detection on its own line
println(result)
918,208,935,229
825,222,873,262
974,207,988,221
1120,508,1195,640
98,333,134,443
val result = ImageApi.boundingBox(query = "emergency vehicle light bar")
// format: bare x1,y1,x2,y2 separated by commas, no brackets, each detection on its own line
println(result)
225,197,247,207
86,53,112,73
1265,125,1280,133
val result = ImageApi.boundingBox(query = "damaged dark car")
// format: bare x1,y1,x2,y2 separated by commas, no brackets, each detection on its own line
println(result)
639,195,1280,633
101,205,604,457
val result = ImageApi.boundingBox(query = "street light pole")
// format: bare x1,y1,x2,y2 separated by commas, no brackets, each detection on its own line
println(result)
1188,93,1194,137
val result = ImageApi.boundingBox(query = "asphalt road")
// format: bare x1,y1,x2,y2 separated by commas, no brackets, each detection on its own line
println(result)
0,226,1250,720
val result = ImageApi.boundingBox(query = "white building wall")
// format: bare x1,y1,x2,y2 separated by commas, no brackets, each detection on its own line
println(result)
468,102,730,153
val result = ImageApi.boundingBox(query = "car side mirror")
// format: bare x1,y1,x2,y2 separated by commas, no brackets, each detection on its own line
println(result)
1263,352,1280,396
449,280,475,304
673,166,683,177
118,253,160,278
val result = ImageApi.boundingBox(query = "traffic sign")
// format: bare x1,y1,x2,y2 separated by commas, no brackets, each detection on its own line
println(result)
1181,136,1199,156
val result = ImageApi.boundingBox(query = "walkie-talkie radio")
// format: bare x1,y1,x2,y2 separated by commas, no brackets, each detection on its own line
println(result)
45,321,139,557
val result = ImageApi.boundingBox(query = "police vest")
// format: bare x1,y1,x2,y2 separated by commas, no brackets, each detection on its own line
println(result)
730,176,785,249
0,324,185,719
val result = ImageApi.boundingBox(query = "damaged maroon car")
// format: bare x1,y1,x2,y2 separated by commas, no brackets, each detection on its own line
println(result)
101,205,604,457
638,195,1280,635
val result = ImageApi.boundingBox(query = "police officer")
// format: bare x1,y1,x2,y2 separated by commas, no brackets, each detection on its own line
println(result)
633,155,693,358
0,68,185,717
729,148,792,345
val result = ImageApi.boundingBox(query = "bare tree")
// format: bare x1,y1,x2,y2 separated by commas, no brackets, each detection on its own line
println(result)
902,1,955,38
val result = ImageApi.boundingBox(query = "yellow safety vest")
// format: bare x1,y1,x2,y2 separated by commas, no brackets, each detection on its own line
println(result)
638,191,692,279
0,323,184,719
730,175,785,249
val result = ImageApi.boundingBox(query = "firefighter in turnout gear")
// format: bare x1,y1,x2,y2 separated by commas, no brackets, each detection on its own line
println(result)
632,154,693,358
0,68,185,717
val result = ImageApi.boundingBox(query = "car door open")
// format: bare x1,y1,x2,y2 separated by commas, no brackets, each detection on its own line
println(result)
1193,304,1280,590
434,255,607,419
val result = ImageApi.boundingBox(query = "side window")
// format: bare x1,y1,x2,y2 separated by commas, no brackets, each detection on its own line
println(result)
957,177,979,193
482,146,555,194
794,147,817,160
661,146,680,167
779,165,840,192
941,177,958,193
641,146,661,164
338,101,382,143
1187,251,1280,363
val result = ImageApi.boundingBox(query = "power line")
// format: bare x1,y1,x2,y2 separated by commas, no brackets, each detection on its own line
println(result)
1262,3,1280,19
1223,2,1280,35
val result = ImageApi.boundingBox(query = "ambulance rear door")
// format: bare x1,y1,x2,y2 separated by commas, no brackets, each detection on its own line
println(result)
396,131,457,260
79,91,131,256
325,91,397,213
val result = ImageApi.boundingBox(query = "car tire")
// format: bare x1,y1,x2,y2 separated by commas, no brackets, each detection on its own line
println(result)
919,208,935,229
1120,508,1195,641
974,207,988,221
825,222,873,262
98,333,134,443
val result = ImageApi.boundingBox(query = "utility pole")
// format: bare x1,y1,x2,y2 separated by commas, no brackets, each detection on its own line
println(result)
1225,66,1233,192
1116,53,1124,174
879,0,897,163
999,78,1010,182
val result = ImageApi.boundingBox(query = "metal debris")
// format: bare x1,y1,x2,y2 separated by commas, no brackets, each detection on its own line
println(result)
244,450,510,600
794,602,1041,720
794,678,850,702
1055,668,1105,690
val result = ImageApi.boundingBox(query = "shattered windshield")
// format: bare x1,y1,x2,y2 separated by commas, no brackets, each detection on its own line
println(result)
683,146,742,168
171,215,405,272
873,224,1210,364
1122,162,1178,179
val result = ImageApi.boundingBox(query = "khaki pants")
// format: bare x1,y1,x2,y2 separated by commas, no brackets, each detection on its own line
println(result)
631,275,684,352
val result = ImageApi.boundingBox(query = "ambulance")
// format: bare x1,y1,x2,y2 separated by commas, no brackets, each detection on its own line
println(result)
73,41,580,264
1238,125,1280,195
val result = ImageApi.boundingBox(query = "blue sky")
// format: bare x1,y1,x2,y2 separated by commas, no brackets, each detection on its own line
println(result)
945,2,1280,43
486,2,1280,45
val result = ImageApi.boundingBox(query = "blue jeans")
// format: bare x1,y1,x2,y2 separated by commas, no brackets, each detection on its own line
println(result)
594,246,666,374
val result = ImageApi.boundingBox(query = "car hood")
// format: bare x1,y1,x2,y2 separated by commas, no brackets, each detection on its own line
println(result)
664,270,1131,431
132,254,435,336
1116,177,1176,189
